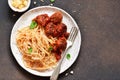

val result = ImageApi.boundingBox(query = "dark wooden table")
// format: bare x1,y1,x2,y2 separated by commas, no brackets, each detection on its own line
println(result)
0,0,120,80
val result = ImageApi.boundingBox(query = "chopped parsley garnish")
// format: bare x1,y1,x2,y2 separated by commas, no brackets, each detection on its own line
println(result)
28,47,32,54
66,53,71,60
50,0,55,3
30,21,38,29
48,46,53,51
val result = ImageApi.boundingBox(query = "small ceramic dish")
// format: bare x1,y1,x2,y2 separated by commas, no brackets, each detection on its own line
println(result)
8,0,31,12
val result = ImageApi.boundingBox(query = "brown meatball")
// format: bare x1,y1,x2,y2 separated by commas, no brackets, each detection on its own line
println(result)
57,37,67,50
45,23,67,38
34,14,50,27
50,11,63,24
45,22,56,37
62,32,69,39
53,37,67,51
54,23,67,37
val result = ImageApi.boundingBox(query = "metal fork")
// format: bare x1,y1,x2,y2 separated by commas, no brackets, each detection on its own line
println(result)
50,27,78,80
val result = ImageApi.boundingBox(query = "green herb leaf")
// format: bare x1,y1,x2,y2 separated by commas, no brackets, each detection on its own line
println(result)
28,47,32,54
50,0,55,3
30,21,37,29
48,46,53,51
66,53,71,60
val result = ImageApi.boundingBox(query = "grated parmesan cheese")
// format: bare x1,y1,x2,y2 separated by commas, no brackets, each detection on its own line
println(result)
12,0,28,9
70,70,74,74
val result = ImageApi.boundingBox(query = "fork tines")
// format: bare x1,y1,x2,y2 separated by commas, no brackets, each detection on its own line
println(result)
68,27,78,42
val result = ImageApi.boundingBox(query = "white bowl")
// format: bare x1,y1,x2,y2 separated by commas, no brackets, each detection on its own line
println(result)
8,0,31,12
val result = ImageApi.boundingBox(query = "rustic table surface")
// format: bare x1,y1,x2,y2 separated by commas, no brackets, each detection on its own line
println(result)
0,0,120,80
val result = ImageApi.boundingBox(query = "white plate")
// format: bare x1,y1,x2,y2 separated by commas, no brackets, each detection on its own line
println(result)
10,6,81,76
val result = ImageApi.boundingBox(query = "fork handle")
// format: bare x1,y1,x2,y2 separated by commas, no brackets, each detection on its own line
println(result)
50,59,61,80
50,42,72,80
50,49,68,80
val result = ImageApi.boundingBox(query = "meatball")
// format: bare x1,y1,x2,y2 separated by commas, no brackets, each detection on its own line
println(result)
34,14,50,27
62,32,69,39
54,23,67,37
45,22,56,37
45,23,67,38
52,37,67,61
50,11,63,24
56,37,67,50
53,37,67,51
